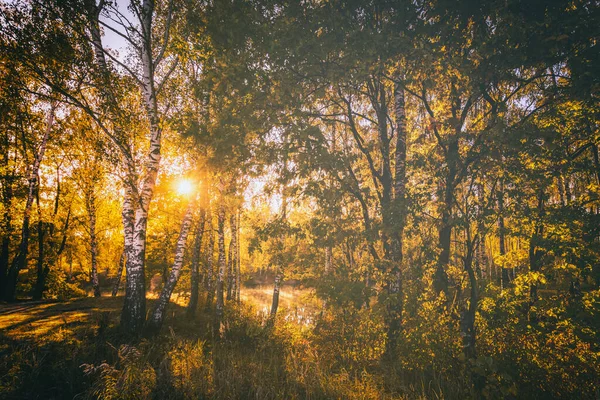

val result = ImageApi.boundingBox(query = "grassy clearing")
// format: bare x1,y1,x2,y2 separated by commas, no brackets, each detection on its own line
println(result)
0,294,413,400
4,287,595,399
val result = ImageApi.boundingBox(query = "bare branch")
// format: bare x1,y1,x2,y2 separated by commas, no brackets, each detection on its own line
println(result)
153,0,174,67
98,19,141,50
420,86,447,156
156,56,179,96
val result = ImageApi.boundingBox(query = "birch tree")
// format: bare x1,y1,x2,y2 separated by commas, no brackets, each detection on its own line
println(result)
187,198,206,317
84,0,179,333
269,142,290,322
227,213,237,301
84,174,101,298
235,209,241,303
4,102,55,301
204,202,216,311
147,200,195,331
111,250,125,297
214,200,226,337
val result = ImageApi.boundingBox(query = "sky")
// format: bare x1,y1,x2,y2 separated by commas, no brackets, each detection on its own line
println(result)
98,0,133,55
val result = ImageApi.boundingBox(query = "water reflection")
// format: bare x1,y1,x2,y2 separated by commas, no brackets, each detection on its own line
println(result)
241,285,320,326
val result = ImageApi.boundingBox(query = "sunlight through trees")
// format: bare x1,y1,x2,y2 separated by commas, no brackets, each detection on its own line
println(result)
0,0,598,398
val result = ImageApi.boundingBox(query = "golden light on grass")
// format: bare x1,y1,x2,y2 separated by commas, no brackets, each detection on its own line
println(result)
176,179,194,195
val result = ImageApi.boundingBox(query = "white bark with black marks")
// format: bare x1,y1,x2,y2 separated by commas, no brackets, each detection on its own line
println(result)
148,204,194,331
87,0,175,334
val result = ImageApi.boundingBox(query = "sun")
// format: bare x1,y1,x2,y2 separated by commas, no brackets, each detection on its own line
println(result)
176,179,194,195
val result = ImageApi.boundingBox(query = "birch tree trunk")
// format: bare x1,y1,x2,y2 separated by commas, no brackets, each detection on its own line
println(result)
33,194,45,300
461,237,477,360
4,103,54,301
120,0,164,335
235,210,241,303
32,169,64,301
88,0,173,334
529,191,545,314
33,166,64,300
226,225,233,301
111,250,125,297
498,181,509,290
227,214,237,302
148,204,194,331
85,186,101,297
462,230,483,397
270,263,283,320
324,246,332,275
214,203,226,337
435,136,457,297
0,141,14,298
475,184,487,281
384,82,407,357
187,207,206,317
204,204,216,311
270,188,288,322
120,183,147,333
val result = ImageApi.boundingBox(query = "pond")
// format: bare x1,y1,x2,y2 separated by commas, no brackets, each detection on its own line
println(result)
241,285,321,326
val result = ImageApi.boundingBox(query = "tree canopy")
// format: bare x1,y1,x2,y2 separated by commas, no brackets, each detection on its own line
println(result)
0,0,599,398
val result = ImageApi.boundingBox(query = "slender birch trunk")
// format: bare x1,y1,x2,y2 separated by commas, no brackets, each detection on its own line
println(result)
557,175,566,206
270,263,283,320
475,184,486,281
385,82,407,357
270,187,288,321
324,246,332,275
204,204,215,311
148,204,194,331
32,169,65,301
564,175,572,204
0,140,14,298
85,186,101,297
214,203,226,337
235,210,241,303
498,181,509,290
112,250,125,297
187,207,206,317
226,225,233,301
33,193,45,300
461,235,477,360
462,230,483,397
529,191,545,313
4,103,54,301
227,214,237,302
435,137,457,296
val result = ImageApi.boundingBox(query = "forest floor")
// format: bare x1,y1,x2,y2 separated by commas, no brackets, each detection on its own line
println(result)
0,285,318,343
2,287,392,400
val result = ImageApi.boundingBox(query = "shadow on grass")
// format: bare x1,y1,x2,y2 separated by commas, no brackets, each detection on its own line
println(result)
0,295,294,400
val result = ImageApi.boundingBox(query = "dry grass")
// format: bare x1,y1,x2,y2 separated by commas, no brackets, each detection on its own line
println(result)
0,297,123,341
0,291,431,400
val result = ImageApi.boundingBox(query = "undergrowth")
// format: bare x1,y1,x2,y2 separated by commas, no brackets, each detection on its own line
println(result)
0,292,598,399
